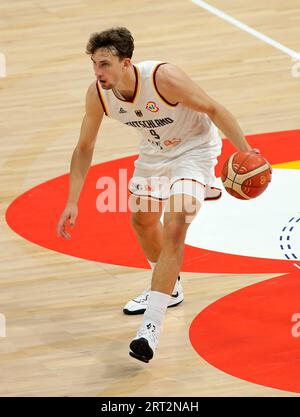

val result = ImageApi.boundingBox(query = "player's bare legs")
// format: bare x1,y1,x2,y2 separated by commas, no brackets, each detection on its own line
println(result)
151,193,200,294
129,195,164,263
124,194,184,315
129,192,201,362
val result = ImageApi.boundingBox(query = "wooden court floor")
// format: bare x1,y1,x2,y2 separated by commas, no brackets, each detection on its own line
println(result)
0,0,300,396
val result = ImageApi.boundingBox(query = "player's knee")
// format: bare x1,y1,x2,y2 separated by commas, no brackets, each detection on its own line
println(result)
130,212,158,231
163,217,188,248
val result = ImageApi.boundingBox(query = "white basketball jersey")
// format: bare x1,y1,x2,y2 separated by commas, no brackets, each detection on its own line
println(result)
96,60,221,159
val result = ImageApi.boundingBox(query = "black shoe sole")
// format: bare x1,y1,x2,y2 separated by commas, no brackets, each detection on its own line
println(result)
123,307,146,315
129,351,149,363
129,337,153,363
123,299,183,316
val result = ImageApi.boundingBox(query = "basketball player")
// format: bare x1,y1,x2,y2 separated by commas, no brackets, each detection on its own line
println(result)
57,27,255,363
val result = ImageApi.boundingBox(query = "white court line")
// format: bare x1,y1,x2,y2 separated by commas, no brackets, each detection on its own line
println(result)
191,0,300,61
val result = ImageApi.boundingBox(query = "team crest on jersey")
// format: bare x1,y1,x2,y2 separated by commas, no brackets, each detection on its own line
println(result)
146,101,159,113
135,109,143,117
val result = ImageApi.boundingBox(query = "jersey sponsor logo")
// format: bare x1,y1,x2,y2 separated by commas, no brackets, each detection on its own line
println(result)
146,101,159,112
125,117,174,129
164,138,182,147
135,109,143,117
119,107,127,114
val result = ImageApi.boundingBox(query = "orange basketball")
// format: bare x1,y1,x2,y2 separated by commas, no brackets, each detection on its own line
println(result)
221,151,272,200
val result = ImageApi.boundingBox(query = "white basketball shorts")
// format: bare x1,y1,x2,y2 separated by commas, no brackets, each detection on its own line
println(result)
128,142,223,205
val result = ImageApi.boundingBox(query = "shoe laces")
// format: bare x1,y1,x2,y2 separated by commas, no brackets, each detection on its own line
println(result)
134,279,181,303
133,288,150,303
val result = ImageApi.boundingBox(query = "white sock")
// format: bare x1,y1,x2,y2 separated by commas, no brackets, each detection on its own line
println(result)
174,276,181,292
147,259,157,270
143,290,170,328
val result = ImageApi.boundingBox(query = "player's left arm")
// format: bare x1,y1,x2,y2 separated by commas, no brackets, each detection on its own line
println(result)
155,64,253,152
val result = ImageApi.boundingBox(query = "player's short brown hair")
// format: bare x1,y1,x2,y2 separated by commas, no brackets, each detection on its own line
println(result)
86,27,134,60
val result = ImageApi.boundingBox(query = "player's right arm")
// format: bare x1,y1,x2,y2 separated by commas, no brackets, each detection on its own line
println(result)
57,82,104,239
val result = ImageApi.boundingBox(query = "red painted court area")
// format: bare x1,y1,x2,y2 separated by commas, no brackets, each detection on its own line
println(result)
5,129,300,393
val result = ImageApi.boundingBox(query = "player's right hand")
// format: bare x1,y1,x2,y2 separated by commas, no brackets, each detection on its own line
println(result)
56,202,78,240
